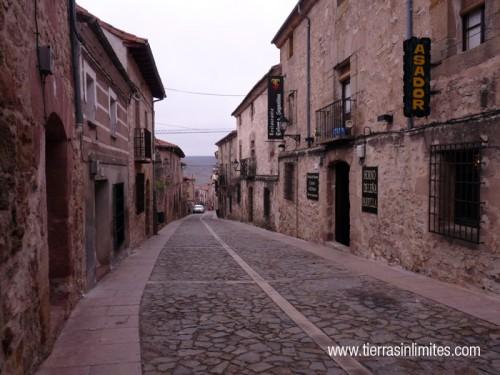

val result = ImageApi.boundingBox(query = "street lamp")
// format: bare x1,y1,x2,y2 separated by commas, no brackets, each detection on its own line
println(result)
278,114,301,147
232,159,240,171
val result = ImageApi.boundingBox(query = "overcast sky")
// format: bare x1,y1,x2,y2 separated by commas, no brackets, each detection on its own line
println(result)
77,0,298,156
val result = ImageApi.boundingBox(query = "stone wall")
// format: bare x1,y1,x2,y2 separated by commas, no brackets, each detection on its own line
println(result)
0,1,85,373
273,0,500,294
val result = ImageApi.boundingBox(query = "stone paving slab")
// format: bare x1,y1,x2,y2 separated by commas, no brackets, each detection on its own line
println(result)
204,217,500,374
140,217,344,374
36,218,184,375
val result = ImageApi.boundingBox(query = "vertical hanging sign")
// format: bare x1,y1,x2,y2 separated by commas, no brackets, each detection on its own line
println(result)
403,37,431,117
268,76,284,139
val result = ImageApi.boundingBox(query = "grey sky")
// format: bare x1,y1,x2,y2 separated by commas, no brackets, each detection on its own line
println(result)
77,0,298,156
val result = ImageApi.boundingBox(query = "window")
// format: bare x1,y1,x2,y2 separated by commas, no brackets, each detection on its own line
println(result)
429,143,482,243
288,33,294,58
250,102,255,120
250,140,255,158
284,162,295,201
136,173,145,214
463,6,485,51
85,73,96,121
337,0,347,6
113,183,125,250
135,99,141,127
287,91,296,125
341,79,351,118
109,89,117,136
264,187,271,219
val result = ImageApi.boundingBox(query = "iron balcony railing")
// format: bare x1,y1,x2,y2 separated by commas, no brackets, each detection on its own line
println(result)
240,158,256,179
134,128,152,162
315,98,353,143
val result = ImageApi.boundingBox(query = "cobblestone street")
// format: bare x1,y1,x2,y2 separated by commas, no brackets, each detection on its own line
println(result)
140,215,500,375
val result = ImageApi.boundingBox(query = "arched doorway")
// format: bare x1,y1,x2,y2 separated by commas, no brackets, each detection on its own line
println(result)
328,161,350,246
45,113,71,305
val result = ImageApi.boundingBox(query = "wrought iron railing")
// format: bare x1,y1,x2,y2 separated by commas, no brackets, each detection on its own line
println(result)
134,128,152,162
240,158,256,179
315,99,352,143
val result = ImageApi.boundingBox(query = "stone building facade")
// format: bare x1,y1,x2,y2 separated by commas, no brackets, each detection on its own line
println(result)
98,18,166,247
0,1,85,374
155,138,187,226
77,7,136,287
215,66,282,229
215,131,239,219
1,4,166,374
220,0,500,294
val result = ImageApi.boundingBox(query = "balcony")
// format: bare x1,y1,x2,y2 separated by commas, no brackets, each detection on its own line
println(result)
240,158,256,180
134,128,152,163
315,99,353,144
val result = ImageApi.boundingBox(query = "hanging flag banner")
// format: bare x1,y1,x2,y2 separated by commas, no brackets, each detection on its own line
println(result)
268,76,284,139
403,37,431,118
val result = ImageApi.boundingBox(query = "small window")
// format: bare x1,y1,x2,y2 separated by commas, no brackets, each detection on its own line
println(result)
250,140,255,158
287,91,296,125
85,73,96,121
250,102,255,120
284,162,295,201
136,173,145,214
288,33,294,58
429,143,482,243
337,0,347,6
463,6,485,51
109,90,117,136
135,99,141,127
341,79,351,117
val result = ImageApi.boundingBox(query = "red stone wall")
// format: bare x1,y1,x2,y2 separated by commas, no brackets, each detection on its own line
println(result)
0,1,85,374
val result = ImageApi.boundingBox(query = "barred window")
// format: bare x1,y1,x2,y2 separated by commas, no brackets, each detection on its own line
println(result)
284,162,295,201
136,173,145,214
429,143,482,243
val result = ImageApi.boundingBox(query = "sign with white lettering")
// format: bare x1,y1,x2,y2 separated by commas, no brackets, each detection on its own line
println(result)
403,37,431,118
268,76,284,140
306,173,319,200
362,167,378,214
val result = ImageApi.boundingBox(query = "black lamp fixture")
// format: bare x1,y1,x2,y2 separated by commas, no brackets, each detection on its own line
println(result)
278,115,301,144
232,159,240,171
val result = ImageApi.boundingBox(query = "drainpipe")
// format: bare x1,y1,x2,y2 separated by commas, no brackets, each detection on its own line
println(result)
152,98,162,235
406,0,414,130
69,0,83,128
298,1,312,147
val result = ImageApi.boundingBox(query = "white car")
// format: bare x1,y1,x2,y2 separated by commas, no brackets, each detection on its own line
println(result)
192,204,205,214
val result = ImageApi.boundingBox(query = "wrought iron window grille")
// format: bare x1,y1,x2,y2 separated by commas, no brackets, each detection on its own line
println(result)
429,142,483,243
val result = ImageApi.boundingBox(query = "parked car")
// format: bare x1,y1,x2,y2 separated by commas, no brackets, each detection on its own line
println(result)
192,204,205,214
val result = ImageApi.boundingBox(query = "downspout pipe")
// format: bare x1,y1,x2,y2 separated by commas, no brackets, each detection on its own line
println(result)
298,1,312,147
152,98,162,235
69,0,83,128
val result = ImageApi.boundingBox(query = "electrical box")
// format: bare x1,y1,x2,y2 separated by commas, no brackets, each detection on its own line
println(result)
38,46,53,76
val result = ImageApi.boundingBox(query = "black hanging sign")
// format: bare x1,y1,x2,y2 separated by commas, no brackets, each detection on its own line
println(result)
362,167,378,214
403,37,431,118
306,173,319,200
268,76,284,140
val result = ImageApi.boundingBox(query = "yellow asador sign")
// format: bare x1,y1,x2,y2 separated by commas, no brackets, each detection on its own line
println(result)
403,37,431,117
